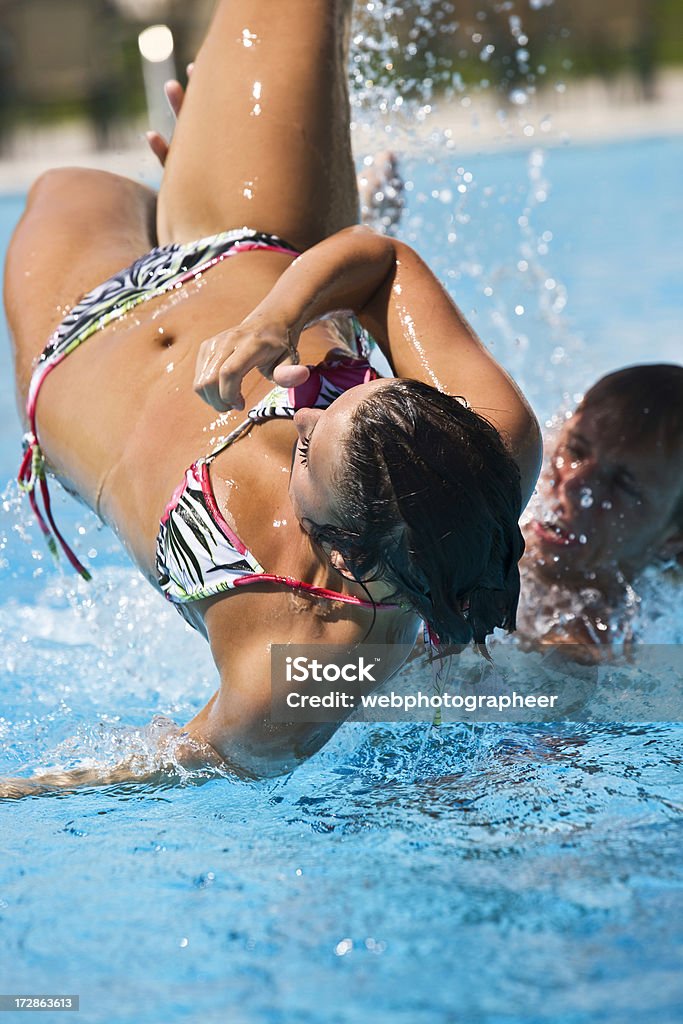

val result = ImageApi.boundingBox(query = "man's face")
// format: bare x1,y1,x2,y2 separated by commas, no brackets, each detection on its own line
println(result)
528,406,683,583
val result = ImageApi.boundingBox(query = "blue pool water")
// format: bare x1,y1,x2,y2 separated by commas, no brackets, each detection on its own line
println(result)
1,135,682,1024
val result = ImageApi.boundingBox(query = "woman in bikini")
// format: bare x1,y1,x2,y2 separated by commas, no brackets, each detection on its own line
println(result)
2,0,541,793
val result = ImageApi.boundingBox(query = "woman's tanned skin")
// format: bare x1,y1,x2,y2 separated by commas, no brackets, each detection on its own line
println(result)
2,0,540,792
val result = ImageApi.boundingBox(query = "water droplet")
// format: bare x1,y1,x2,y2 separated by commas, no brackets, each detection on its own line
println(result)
365,937,386,953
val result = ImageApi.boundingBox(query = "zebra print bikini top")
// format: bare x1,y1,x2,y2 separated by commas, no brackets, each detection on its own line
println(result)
19,228,301,581
19,226,396,625
155,347,396,623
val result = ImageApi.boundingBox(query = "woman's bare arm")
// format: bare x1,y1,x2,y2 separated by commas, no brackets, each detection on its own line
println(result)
194,225,541,503
0,638,372,799
193,226,394,410
359,236,543,505
0,728,224,800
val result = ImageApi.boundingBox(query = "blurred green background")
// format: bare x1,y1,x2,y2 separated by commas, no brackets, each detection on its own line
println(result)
0,0,681,153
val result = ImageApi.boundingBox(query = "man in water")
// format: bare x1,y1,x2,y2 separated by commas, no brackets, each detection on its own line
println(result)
520,364,683,644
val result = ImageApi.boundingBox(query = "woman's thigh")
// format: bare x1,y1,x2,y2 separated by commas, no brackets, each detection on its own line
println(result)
157,0,358,251
5,167,157,403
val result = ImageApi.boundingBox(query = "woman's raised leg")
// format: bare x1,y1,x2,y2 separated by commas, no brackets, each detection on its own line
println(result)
156,0,358,251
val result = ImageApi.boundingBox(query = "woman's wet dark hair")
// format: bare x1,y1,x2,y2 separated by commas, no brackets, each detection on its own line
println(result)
306,379,525,644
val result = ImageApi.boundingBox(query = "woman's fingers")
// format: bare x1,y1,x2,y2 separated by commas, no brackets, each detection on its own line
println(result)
145,80,183,167
164,79,185,119
193,332,257,412
147,68,192,167
194,333,236,410
146,130,169,166
215,341,279,411
272,363,311,388
193,324,301,412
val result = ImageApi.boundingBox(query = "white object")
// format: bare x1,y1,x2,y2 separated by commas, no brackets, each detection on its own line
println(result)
138,25,176,137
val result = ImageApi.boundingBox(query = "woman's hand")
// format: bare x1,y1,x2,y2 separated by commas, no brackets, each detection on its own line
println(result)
191,226,394,412
194,317,310,412
145,63,194,167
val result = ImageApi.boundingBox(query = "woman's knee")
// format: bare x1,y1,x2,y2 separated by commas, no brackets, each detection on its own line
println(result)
26,167,98,211
26,168,156,239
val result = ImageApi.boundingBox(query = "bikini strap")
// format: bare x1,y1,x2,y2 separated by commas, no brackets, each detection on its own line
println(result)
20,230,299,578
202,417,255,465
233,572,397,610
18,432,92,580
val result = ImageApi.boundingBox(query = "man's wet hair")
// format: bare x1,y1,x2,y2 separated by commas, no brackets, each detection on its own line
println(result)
578,363,683,527
579,363,683,455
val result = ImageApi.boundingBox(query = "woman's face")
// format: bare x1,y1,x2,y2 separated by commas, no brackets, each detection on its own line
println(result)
288,378,391,532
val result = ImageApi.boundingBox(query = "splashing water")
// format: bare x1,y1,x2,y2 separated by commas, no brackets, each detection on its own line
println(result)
2,5,683,1020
